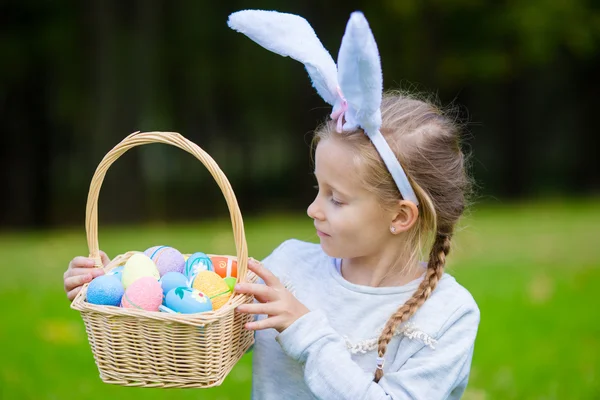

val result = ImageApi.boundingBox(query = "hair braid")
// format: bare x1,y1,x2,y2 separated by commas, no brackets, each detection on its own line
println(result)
373,232,452,382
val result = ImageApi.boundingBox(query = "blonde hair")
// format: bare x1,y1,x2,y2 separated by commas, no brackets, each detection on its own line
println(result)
312,91,473,382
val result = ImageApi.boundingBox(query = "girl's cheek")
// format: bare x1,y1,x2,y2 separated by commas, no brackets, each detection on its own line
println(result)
329,209,347,232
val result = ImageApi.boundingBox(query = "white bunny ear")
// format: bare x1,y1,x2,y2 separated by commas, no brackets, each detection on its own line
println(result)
336,12,383,134
228,10,339,106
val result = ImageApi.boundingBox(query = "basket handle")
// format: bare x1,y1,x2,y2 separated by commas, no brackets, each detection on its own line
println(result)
85,131,248,282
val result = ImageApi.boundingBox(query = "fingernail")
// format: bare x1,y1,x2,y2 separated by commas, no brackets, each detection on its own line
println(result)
234,284,241,291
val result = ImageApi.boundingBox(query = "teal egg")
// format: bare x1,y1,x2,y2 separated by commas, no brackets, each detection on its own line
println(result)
165,287,213,314
185,252,213,280
106,265,124,281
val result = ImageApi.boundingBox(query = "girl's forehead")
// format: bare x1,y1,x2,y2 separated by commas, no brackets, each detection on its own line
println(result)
315,139,364,191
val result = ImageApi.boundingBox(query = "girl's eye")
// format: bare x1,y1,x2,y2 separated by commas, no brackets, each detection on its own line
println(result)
313,184,343,206
330,197,343,207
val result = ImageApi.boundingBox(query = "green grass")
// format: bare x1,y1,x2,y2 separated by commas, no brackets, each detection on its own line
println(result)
0,199,599,399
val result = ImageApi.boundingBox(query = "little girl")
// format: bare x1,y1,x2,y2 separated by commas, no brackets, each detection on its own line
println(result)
64,10,479,399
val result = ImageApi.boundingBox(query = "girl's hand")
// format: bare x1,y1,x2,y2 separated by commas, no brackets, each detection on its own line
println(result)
235,259,309,333
64,251,110,301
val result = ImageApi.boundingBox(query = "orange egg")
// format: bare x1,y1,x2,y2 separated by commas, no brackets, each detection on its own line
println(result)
210,256,238,279
191,271,231,310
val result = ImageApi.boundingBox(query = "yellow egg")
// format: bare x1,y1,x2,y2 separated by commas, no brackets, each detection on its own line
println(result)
192,271,231,310
122,253,160,289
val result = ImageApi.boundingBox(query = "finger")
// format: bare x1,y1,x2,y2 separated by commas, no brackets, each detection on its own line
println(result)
65,267,104,280
236,302,279,316
67,286,83,302
235,283,276,302
245,316,284,331
68,256,95,270
248,291,271,304
64,273,93,292
247,260,282,288
99,251,111,267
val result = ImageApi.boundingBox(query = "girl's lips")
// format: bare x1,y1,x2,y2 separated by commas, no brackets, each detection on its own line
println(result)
316,230,330,237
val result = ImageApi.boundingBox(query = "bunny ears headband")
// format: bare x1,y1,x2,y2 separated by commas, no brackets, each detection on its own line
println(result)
228,10,419,206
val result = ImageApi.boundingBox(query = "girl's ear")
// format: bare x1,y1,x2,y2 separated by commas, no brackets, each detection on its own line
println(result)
390,200,419,234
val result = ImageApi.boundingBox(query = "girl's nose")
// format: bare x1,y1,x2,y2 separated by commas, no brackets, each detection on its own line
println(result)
307,197,325,221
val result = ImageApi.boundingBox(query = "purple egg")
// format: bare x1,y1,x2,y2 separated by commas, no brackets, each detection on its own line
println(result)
144,246,185,276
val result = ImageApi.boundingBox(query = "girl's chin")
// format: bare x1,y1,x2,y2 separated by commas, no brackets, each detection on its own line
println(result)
319,239,366,260
318,241,344,259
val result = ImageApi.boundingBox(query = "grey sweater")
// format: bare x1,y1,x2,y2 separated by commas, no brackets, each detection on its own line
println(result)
252,239,480,399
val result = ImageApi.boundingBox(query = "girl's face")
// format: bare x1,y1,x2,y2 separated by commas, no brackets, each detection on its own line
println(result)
307,138,394,259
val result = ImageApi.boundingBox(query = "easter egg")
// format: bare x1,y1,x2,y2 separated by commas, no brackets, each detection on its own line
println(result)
86,275,124,306
223,277,237,292
106,265,124,281
192,271,231,310
144,246,185,276
210,256,238,279
159,271,189,297
159,304,177,313
165,287,213,314
121,276,163,311
185,252,213,280
122,253,160,289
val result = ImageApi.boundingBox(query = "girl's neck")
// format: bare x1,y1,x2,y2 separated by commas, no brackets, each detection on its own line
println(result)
340,249,423,288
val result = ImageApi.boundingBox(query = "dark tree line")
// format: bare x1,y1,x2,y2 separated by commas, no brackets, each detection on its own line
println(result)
1,0,598,228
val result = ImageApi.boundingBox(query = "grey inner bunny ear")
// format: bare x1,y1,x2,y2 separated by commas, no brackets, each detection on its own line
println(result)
336,11,383,133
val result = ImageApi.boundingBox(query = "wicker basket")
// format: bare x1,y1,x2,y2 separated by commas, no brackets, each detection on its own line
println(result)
71,131,257,388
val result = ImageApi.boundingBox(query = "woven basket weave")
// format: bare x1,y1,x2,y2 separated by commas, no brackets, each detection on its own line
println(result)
71,131,257,388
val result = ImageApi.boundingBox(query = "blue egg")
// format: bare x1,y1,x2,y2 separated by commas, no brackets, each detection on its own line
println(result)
185,252,213,280
86,275,124,306
165,287,213,314
159,271,189,297
106,265,124,281
159,304,177,314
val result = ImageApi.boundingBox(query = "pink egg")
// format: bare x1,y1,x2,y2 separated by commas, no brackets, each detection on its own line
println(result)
121,276,163,311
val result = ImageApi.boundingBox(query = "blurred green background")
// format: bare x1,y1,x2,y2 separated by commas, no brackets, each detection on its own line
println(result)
1,201,599,399
1,0,599,399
